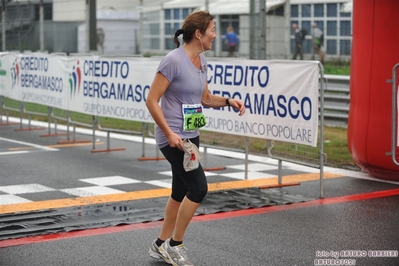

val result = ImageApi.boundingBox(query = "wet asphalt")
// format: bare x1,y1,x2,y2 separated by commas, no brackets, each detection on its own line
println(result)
0,117,398,266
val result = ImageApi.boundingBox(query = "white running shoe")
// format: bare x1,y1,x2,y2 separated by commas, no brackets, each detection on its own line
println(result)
148,239,171,264
159,238,194,266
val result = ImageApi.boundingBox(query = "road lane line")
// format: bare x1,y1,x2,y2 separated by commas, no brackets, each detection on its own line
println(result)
0,137,58,151
0,172,343,214
0,151,30,156
7,142,105,151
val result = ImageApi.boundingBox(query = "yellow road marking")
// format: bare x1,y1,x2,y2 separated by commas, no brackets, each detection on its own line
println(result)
8,147,35,151
0,172,343,215
8,142,104,151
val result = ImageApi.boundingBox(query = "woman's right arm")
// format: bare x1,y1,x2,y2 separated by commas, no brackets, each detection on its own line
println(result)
146,72,183,149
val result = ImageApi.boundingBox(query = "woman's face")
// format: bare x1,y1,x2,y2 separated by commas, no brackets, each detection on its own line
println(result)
201,20,216,51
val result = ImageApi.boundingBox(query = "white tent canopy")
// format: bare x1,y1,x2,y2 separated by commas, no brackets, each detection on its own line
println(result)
159,0,352,15
163,0,286,15
209,0,286,15
291,0,350,4
138,0,353,16
162,0,203,9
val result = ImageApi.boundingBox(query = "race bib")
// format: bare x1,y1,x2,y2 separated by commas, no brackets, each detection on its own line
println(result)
182,104,207,131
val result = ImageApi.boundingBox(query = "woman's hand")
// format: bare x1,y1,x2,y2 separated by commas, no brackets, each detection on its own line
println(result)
228,98,246,116
166,132,183,150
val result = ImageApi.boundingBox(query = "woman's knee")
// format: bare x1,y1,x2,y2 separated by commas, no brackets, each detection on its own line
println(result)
171,190,186,203
186,186,208,203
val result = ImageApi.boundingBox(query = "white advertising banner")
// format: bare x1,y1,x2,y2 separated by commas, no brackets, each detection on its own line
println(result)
67,56,158,122
0,54,10,98
64,54,98,116
18,53,68,109
0,53,19,101
205,59,319,147
0,53,320,147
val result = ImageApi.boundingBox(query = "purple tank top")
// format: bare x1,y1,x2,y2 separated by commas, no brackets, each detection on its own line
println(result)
154,46,208,148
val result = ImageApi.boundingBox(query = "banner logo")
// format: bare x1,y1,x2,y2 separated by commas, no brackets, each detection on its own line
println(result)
11,58,20,88
69,60,81,97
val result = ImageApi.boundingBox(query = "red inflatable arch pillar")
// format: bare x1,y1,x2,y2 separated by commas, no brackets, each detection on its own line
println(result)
348,0,399,180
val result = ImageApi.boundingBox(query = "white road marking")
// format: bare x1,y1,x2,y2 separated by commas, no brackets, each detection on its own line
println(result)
0,137,59,154
0,150,30,156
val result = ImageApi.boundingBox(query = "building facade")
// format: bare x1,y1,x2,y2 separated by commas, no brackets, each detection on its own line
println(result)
141,0,352,60
0,0,352,61
290,1,352,60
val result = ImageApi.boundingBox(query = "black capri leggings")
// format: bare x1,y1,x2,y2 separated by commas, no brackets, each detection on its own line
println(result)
160,136,208,203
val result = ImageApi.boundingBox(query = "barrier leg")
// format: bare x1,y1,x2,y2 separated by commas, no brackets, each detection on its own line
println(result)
92,130,125,153
138,144,166,161
14,113,45,131
57,124,91,144
0,110,18,126
138,125,165,161
202,146,226,171
40,108,70,137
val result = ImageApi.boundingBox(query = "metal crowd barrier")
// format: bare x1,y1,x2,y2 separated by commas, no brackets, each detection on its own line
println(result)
267,62,326,198
0,56,328,199
0,96,20,126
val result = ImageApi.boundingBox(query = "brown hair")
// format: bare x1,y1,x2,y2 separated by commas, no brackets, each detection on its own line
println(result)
174,10,214,48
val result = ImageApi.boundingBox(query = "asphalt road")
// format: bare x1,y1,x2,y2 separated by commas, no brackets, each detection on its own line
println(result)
1,116,399,266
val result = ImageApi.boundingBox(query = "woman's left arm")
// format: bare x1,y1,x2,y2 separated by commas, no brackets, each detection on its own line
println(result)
201,84,246,116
